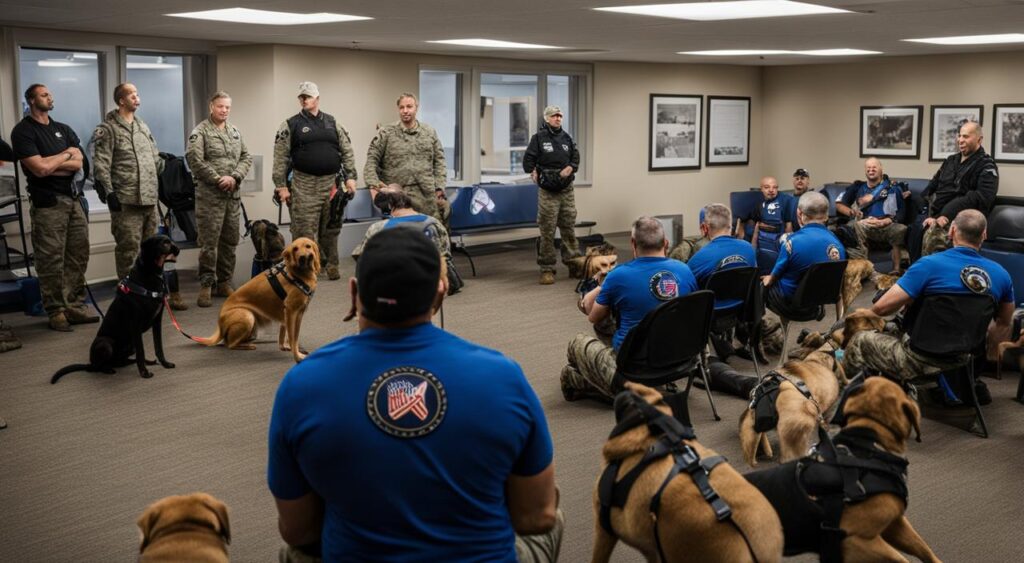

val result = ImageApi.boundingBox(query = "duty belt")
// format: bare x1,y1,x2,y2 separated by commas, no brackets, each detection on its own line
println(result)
265,262,314,300
757,222,781,233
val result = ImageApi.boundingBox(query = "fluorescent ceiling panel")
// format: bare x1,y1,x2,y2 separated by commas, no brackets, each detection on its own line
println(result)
167,8,370,25
428,39,560,49
596,1,850,21
680,48,879,56
38,60,87,67
903,33,1024,45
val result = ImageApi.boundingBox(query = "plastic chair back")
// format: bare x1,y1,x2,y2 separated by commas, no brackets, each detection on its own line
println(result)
616,290,715,386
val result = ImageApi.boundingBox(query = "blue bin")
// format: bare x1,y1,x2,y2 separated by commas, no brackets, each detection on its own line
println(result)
17,277,44,316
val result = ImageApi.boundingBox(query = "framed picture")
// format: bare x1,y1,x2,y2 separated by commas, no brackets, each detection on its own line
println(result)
992,104,1024,163
860,106,923,159
929,105,983,161
706,96,751,166
649,94,702,171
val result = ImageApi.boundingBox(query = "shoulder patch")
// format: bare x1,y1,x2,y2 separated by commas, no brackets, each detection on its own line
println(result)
826,244,841,261
275,129,289,143
960,265,992,295
649,270,681,301
367,366,447,438
189,133,198,142
93,127,106,139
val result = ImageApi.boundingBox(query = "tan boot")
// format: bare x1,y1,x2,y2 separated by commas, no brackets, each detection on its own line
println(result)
48,311,72,332
327,265,341,280
168,292,189,311
539,271,555,285
196,287,213,308
213,283,235,298
64,306,99,325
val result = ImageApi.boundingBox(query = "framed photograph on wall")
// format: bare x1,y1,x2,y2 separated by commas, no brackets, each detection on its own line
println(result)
649,94,702,171
992,104,1024,163
706,96,751,166
929,105,983,161
860,106,923,159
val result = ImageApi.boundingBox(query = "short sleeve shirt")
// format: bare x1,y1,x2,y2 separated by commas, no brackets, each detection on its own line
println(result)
770,223,846,297
596,256,699,349
10,116,80,195
754,193,794,230
897,246,1014,304
687,236,756,309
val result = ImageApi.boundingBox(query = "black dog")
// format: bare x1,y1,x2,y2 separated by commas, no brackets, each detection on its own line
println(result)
51,235,178,383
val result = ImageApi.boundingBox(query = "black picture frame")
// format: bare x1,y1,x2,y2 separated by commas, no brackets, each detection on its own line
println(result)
860,105,923,159
649,94,702,171
991,103,1024,164
929,105,983,162
706,96,751,166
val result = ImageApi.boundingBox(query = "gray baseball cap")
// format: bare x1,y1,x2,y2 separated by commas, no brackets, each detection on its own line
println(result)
298,81,319,98
543,105,563,118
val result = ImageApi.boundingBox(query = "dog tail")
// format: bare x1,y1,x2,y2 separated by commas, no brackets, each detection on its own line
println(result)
51,364,92,384
193,327,224,347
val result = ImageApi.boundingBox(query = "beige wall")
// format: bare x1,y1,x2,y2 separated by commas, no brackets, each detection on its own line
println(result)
763,51,1024,195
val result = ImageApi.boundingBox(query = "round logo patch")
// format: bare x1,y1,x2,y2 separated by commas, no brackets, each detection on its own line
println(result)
367,367,447,438
649,271,680,301
826,244,841,261
301,126,311,134
960,265,991,295
717,254,746,269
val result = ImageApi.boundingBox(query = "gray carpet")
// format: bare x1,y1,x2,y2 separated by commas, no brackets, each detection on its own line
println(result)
1,233,1022,562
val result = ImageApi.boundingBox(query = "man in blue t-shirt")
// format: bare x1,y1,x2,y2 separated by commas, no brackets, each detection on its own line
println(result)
268,228,561,563
835,158,908,273
845,209,1014,382
763,191,846,319
687,203,757,310
751,176,795,253
561,216,698,402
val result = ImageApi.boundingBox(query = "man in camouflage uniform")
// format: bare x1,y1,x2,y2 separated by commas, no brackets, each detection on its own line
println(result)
92,83,179,305
187,91,252,307
9,86,96,331
364,93,448,224
273,82,357,281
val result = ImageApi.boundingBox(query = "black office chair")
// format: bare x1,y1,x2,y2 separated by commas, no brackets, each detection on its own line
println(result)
770,260,848,366
615,290,720,420
906,293,995,438
703,266,763,378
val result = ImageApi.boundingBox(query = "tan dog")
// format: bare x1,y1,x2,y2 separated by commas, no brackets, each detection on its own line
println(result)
593,382,784,563
196,238,320,362
842,258,878,310
791,308,886,362
137,493,230,563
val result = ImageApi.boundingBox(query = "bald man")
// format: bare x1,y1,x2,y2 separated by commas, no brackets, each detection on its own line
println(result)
914,121,998,258
750,176,795,253
834,158,907,273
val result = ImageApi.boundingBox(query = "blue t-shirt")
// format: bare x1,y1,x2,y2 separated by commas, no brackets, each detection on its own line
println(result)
688,236,756,309
841,179,901,219
770,223,846,297
268,323,553,562
596,256,698,349
897,246,1014,304
754,193,796,230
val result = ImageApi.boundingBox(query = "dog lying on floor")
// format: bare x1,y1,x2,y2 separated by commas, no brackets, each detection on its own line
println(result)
196,237,319,363
51,235,178,383
137,492,230,563
790,308,887,363
745,376,940,563
593,382,784,563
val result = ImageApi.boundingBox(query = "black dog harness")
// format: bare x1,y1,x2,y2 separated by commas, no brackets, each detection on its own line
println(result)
117,277,166,301
598,393,757,563
266,262,314,301
749,370,817,433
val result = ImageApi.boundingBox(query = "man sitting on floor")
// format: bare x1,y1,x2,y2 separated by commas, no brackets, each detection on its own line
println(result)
844,209,1014,382
561,216,698,402
269,227,561,562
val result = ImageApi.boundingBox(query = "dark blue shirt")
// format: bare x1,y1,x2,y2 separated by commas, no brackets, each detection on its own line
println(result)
897,246,1014,304
770,223,846,297
753,193,795,230
841,179,901,219
688,236,756,309
268,323,553,562
597,256,698,349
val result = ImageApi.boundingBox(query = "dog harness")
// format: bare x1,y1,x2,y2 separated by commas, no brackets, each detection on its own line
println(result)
266,262,315,300
117,277,166,300
598,392,758,563
749,370,817,433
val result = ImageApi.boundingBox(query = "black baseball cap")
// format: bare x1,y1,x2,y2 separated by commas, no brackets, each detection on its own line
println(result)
356,227,441,323
793,168,810,178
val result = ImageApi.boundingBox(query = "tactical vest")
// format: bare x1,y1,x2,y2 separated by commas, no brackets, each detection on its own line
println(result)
287,112,341,176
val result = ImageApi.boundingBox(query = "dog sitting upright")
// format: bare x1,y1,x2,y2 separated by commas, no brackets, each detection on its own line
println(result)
137,492,230,563
249,219,286,276
745,377,940,563
51,235,178,383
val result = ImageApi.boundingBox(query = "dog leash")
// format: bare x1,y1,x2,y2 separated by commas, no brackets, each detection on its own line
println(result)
163,297,204,343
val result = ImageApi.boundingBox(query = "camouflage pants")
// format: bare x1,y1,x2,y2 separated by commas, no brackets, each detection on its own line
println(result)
196,188,240,288
110,204,158,280
290,171,339,268
404,183,449,224
922,224,951,257
537,187,581,273
844,330,966,381
562,334,620,399
846,220,907,260
30,196,89,315
668,235,709,263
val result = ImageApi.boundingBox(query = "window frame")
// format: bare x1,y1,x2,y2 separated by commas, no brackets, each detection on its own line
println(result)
418,65,471,184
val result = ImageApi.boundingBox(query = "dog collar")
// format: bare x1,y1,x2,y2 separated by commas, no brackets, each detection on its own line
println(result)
118,278,166,300
266,262,315,299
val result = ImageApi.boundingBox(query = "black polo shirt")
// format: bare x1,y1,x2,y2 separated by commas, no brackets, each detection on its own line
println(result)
10,115,81,197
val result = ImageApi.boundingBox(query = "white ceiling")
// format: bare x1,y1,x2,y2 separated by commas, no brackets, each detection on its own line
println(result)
3,0,1024,65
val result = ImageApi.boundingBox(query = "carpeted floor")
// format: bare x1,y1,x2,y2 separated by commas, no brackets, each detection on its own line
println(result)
1,233,1022,562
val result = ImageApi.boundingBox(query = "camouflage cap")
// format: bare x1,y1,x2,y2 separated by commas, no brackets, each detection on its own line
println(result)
543,105,563,118
298,81,319,98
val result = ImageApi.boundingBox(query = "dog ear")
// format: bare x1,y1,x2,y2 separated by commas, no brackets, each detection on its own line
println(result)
311,242,321,275
200,495,231,544
903,397,922,443
841,310,869,348
136,505,160,550
283,242,296,268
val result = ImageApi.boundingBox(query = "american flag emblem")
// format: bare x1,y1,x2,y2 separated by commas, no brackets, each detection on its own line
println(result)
367,367,448,438
650,271,680,300
387,380,429,421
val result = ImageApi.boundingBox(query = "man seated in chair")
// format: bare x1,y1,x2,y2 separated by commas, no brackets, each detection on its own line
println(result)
834,158,907,274
751,176,795,253
762,191,846,320
844,209,1014,382
561,216,698,403
687,204,756,305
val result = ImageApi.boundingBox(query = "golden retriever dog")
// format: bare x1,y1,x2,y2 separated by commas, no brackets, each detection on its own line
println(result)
196,238,320,362
137,492,230,563
746,377,939,563
593,382,784,563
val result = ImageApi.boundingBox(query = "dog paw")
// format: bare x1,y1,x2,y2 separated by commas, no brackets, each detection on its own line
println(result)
140,370,154,379
294,353,307,362
161,361,175,369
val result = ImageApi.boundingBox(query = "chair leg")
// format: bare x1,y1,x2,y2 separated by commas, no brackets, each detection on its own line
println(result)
453,244,477,277
836,301,845,322
749,340,762,380
1016,355,1024,403
777,318,792,368
965,357,989,438
697,355,721,421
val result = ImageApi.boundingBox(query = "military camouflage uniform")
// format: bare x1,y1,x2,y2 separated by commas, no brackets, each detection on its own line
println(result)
30,198,90,315
92,110,164,279
272,114,357,270
844,330,965,382
845,219,908,261
186,118,252,289
351,215,451,261
562,334,620,400
363,121,448,222
921,224,951,256
667,235,709,263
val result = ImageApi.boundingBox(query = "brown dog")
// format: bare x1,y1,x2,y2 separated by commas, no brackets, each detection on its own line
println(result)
196,238,320,362
791,308,886,362
137,492,230,562
593,382,784,563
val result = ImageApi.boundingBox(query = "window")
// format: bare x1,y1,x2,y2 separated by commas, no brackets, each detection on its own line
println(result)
17,48,103,157
126,53,186,155
479,73,538,183
419,70,463,181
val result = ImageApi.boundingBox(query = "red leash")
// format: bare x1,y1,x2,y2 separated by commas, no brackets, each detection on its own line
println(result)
163,297,204,343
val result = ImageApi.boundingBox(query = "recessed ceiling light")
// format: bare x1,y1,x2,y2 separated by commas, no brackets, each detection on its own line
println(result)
38,60,87,67
428,39,560,49
903,33,1024,46
679,48,879,56
167,8,371,25
596,1,850,21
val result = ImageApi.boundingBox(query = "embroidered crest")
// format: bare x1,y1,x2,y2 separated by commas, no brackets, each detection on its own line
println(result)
562,144,569,151
717,255,746,269
232,129,240,139
189,133,198,142
470,188,495,215
542,141,554,153
275,129,288,143
367,367,447,438
827,244,841,261
649,271,680,301
94,127,105,139
54,131,63,139
301,126,311,134
960,265,991,295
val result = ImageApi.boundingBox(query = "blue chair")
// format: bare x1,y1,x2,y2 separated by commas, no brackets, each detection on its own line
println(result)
729,190,763,242
820,183,851,220
980,205,1024,306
